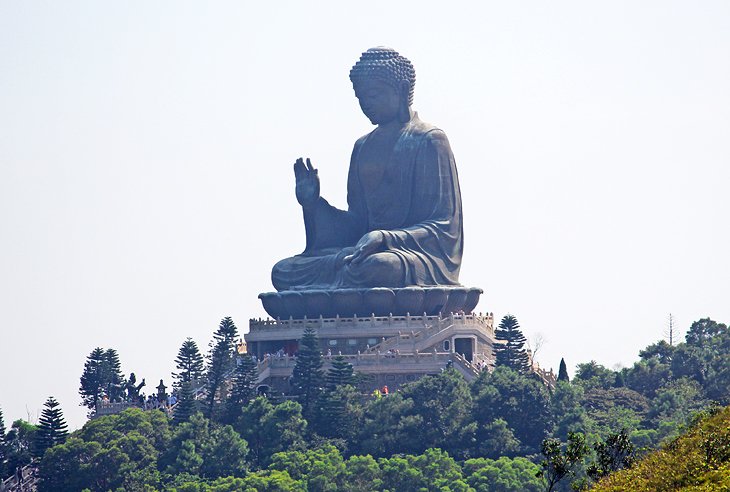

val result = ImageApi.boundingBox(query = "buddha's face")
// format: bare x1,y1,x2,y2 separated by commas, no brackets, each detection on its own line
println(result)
353,79,401,125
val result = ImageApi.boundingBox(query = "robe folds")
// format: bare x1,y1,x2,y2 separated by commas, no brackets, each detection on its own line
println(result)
272,115,463,291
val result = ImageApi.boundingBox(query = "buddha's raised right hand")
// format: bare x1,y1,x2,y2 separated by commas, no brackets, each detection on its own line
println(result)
294,157,320,208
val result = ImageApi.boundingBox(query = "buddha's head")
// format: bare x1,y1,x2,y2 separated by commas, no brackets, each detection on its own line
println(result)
350,47,416,125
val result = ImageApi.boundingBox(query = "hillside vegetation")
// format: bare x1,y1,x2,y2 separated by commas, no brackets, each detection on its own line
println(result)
592,406,730,491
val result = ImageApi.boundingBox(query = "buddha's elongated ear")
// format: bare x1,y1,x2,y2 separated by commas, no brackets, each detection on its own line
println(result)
398,80,411,123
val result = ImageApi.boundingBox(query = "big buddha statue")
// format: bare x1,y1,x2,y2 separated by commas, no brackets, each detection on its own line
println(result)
261,47,480,319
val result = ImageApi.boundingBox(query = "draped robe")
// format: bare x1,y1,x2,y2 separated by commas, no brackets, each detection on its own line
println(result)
272,115,463,291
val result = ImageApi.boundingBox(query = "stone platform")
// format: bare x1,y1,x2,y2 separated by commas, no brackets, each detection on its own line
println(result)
258,286,483,320
245,312,495,394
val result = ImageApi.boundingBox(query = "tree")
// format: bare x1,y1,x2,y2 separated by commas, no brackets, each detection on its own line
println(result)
538,432,588,492
102,348,125,402
39,408,169,491
269,444,346,490
639,340,675,364
79,347,126,410
172,337,205,391
4,419,38,474
223,353,258,425
0,406,6,478
573,360,616,390
289,326,324,420
356,392,421,457
684,318,726,347
475,418,521,459
34,397,69,458
38,437,101,491
551,381,593,441
463,456,543,492
325,355,355,390
205,317,239,419
586,429,635,483
237,398,307,467
624,358,672,399
557,358,569,382
317,384,363,443
472,367,553,453
313,355,362,441
173,381,198,425
79,347,107,410
398,368,474,456
494,315,530,373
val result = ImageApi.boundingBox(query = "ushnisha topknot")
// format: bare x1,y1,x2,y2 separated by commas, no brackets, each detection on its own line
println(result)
349,47,416,106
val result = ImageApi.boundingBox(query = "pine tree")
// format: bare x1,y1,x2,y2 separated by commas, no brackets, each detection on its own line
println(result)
205,317,239,420
223,353,258,425
102,348,125,402
316,356,358,438
79,347,106,409
33,397,68,458
325,355,355,390
173,381,197,425
79,347,126,409
558,358,570,382
0,406,6,478
290,326,324,420
494,314,531,373
173,337,205,391
0,406,6,442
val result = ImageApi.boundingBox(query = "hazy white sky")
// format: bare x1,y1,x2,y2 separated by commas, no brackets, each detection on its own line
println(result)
1,1,728,430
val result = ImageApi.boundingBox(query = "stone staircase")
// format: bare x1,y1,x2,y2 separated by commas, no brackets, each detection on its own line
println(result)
2,461,39,492
365,313,491,355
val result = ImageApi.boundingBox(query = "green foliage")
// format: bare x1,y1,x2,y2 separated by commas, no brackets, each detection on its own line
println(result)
624,358,672,398
573,361,616,390
173,337,205,390
494,314,531,373
639,340,675,364
236,398,307,468
557,358,569,382
25,316,730,489
33,396,69,458
269,444,346,491
551,381,593,441
222,353,258,425
355,369,474,458
290,326,324,420
398,368,474,456
356,392,421,457
379,448,470,492
205,317,240,420
316,384,363,443
343,454,383,492
472,366,553,453
538,432,589,492
0,406,7,478
325,355,356,389
4,419,38,473
38,437,102,491
161,412,247,478
591,406,730,491
463,456,543,492
39,408,171,490
474,418,521,459
174,380,199,425
236,470,305,491
79,347,126,409
581,387,648,437
586,428,635,482
648,377,708,432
